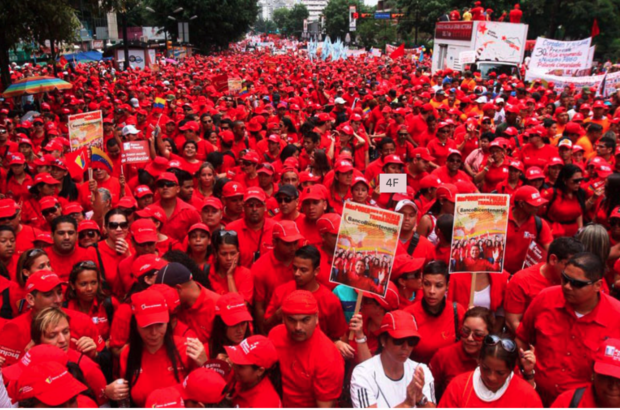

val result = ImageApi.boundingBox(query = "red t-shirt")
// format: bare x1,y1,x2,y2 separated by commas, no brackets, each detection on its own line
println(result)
225,218,275,268
109,302,132,350
208,265,253,304
429,341,478,399
231,376,282,408
504,262,556,315
481,160,510,193
438,370,543,408
47,246,98,281
265,281,347,340
268,324,344,408
405,300,465,364
66,296,119,341
427,138,458,166
176,284,220,344
551,385,597,408
504,210,553,274
94,240,132,298
67,348,108,405
431,166,472,185
516,286,620,406
252,250,294,305
15,224,42,254
155,198,202,242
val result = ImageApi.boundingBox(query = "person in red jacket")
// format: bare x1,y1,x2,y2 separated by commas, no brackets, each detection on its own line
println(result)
509,4,522,23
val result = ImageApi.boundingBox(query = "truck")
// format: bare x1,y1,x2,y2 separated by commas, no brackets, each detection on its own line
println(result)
431,21,528,79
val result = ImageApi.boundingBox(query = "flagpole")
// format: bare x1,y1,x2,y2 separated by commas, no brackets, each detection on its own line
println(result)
88,147,93,181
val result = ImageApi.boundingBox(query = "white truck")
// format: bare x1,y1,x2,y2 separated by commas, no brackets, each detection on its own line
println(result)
431,21,528,79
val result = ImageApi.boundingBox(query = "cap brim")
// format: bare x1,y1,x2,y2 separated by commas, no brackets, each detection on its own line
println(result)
37,376,87,406
594,361,620,379
135,311,169,328
386,328,421,340
224,345,254,365
278,234,304,243
35,280,67,293
2,362,24,382
526,198,548,206
133,234,158,244
244,195,266,203
220,310,253,326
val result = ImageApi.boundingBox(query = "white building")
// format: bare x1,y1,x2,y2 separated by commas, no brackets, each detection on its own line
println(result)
301,0,328,21
259,0,301,20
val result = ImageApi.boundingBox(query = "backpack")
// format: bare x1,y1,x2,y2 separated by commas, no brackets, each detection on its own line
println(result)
569,387,586,408
407,233,421,256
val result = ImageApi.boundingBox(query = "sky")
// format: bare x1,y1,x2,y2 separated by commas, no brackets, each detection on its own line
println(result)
364,0,378,5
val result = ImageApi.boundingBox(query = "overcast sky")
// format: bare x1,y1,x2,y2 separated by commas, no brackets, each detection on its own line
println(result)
364,0,378,5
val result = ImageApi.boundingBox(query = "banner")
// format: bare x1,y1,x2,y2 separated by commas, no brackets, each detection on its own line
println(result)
68,110,103,152
449,194,510,273
459,50,476,64
228,79,243,94
522,240,546,270
529,37,592,71
122,141,150,164
474,22,527,64
211,74,229,93
329,203,402,297
525,69,620,97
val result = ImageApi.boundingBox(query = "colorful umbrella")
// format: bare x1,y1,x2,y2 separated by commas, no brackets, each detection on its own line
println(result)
2,76,72,98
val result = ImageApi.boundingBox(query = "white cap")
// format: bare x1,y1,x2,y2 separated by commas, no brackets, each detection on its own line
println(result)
130,98,140,108
395,199,418,213
495,97,505,104
122,125,140,136
163,80,170,86
334,97,346,105
476,96,487,104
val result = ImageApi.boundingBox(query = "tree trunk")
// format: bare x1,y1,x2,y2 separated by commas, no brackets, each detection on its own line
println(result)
122,12,129,71
546,0,563,38
0,30,12,89
51,39,57,76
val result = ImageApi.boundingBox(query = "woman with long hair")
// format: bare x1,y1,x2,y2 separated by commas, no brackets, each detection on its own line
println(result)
186,223,213,271
438,335,540,407
593,173,620,229
21,173,62,230
119,289,207,407
209,293,253,360
10,248,52,317
194,162,217,202
418,184,456,245
543,164,586,238
307,149,331,181
5,153,34,203
209,229,253,304
50,159,79,202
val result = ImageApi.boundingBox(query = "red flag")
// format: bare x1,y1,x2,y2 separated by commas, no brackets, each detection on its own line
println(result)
65,148,90,180
592,19,600,37
390,43,405,60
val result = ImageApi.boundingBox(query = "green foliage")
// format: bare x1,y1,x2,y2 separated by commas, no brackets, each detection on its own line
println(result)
397,0,451,42
254,16,278,34
272,4,309,38
322,0,370,41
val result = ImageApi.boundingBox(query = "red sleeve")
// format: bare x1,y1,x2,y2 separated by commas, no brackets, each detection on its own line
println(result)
504,275,527,314
109,304,132,350
515,291,541,345
325,296,348,340
236,267,254,305
438,373,467,408
538,219,553,246
264,287,283,321
81,357,109,405
312,341,345,402
550,390,574,408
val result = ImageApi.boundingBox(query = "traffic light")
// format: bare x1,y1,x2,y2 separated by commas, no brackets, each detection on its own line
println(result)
353,12,359,19
166,41,172,49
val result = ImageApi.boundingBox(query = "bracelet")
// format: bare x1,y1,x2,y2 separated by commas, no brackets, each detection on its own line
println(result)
355,336,368,344
484,167,490,172
523,370,536,380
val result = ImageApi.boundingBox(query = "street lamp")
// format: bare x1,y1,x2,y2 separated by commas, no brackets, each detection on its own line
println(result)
145,6,155,12
173,7,184,13
167,16,176,20
190,15,198,20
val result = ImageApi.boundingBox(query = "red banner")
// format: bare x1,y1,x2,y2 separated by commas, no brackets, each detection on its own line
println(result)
211,74,229,93
122,141,150,164
435,22,474,41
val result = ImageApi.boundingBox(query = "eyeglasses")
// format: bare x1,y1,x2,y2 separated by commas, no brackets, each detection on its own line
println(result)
157,181,178,188
79,230,97,239
460,327,487,341
482,121,492,125
391,336,418,347
484,335,517,352
42,207,58,217
276,196,294,204
437,129,449,134
218,230,238,237
108,221,129,230
183,107,192,111
0,214,16,224
241,160,255,167
570,178,584,184
561,271,596,289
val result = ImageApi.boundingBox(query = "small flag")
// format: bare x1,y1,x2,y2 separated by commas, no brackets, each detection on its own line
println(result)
592,19,600,38
363,106,371,115
90,146,113,173
153,97,166,110
596,72,608,97
419,52,424,63
64,148,90,179
59,55,69,69
239,86,248,96
390,43,405,60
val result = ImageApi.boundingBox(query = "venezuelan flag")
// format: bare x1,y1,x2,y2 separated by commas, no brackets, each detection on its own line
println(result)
363,106,371,115
75,151,87,169
91,146,113,173
239,86,248,96
153,97,166,110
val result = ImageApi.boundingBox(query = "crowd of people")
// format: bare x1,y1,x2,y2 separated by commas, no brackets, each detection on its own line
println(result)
0,29,619,408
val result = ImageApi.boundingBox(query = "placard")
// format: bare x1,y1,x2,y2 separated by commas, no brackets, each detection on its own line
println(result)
122,141,150,164
329,202,403,297
211,74,229,93
228,79,243,94
459,50,476,64
68,110,103,152
522,240,546,270
529,37,592,71
449,194,510,273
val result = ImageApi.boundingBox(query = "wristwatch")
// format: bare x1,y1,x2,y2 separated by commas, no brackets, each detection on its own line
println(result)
523,369,536,380
416,395,428,407
355,335,368,344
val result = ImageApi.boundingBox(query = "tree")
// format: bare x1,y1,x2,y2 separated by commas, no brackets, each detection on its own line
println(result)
272,7,290,34
286,4,309,38
322,0,367,41
397,0,451,44
254,17,277,34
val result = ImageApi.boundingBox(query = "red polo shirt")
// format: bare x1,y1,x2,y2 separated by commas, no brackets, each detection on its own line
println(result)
15,224,42,254
94,240,132,298
67,348,108,405
6,174,34,203
176,284,220,344
296,215,322,249
516,286,620,406
231,376,282,408
155,198,202,242
268,324,344,408
48,245,98,281
208,266,253,304
429,341,478,398
551,385,597,408
253,250,294,306
427,138,458,166
317,246,336,290
481,160,510,193
405,300,465,364
448,271,510,313
431,166,471,185
265,281,347,340
109,302,132,350
66,296,120,341
0,308,104,366
504,210,553,274
504,262,556,315
225,217,275,268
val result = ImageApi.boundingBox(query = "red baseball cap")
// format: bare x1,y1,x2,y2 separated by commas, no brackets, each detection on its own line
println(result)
134,185,154,198
365,281,401,311
157,172,179,184
420,175,441,190
594,338,620,379
78,219,100,233
436,184,458,203
411,147,435,162
564,122,585,135
131,254,168,278
216,292,253,326
61,202,83,215
33,173,60,186
525,167,545,180
222,181,244,198
179,121,200,132
39,196,59,211
15,361,87,406
244,187,267,203
220,130,234,144
281,290,318,315
150,284,181,314
272,220,305,242
391,254,425,281
225,335,279,369
130,218,158,244
202,197,224,210
176,368,227,405
379,310,420,339
118,196,138,209
188,223,211,236
508,160,524,173
2,344,68,382
383,154,405,166
145,386,185,408
8,152,25,166
26,270,65,293
317,213,341,234
514,186,548,206
145,157,170,178
335,159,354,173
131,289,169,327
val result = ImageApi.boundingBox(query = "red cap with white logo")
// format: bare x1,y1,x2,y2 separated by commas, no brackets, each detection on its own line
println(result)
224,335,279,369
26,270,65,293
216,293,253,326
131,289,169,327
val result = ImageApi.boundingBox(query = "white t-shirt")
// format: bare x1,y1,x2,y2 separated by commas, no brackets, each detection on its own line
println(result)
350,355,435,408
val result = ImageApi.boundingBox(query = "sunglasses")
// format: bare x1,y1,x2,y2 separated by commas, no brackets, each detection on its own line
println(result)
570,178,584,184
561,271,596,289
0,214,16,224
220,126,230,130
218,230,238,237
136,241,156,247
75,260,98,269
157,181,178,188
403,272,421,280
447,158,462,163
276,196,294,204
108,222,129,230
241,160,255,167
391,336,418,347
42,207,58,217
398,133,409,137
484,335,517,352
79,230,97,239
460,327,486,342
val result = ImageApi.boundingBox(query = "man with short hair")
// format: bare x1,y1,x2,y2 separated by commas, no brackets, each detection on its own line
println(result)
174,169,203,210
316,213,341,289
431,149,471,184
265,245,347,341
272,185,302,222
517,252,620,406
407,148,434,191
505,237,585,333
221,181,245,224
226,187,275,268
47,216,97,281
297,185,327,248
395,200,437,263
253,220,304,334
0,270,103,366
117,218,159,295
268,289,344,407
154,172,201,242
175,120,214,161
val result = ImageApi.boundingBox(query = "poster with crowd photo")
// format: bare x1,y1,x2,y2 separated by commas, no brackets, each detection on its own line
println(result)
330,202,403,297
68,110,103,152
449,194,510,274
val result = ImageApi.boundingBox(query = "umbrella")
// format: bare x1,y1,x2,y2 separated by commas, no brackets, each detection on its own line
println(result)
2,76,72,98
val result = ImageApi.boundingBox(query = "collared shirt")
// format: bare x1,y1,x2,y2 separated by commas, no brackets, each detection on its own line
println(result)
226,217,275,268
156,197,201,242
429,341,479,398
551,384,597,408
232,376,282,408
253,250,294,305
504,262,556,315
176,284,220,344
516,286,620,406
504,209,553,274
